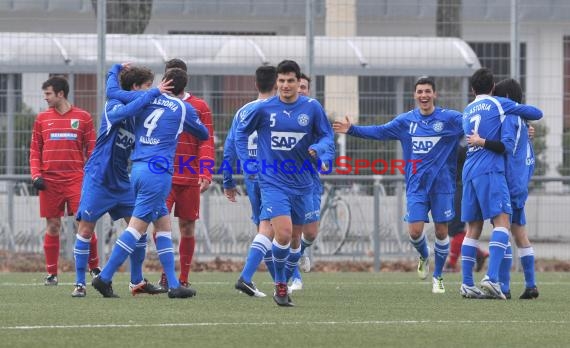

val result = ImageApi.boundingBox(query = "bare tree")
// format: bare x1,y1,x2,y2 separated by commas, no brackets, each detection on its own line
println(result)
91,0,153,34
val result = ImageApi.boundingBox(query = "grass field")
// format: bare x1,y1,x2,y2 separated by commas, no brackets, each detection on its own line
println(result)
1,271,569,347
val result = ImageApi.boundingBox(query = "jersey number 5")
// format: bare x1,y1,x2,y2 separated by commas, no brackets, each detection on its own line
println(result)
270,113,276,127
143,109,165,137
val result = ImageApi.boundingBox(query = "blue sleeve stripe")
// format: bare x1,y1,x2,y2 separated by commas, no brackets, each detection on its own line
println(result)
513,116,522,155
487,96,506,123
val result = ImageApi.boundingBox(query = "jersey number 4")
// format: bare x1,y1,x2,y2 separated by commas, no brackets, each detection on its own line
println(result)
143,109,165,137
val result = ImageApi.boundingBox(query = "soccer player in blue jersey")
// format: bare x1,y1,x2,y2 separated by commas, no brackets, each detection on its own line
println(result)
289,73,327,292
236,60,334,306
92,67,209,298
334,76,463,294
72,64,170,297
459,68,542,299
465,78,539,299
224,65,277,298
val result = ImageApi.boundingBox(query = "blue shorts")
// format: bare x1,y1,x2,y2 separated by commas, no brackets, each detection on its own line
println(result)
405,192,454,223
305,181,322,224
130,162,171,223
259,185,313,225
461,172,512,222
77,176,134,222
244,179,262,226
511,206,526,226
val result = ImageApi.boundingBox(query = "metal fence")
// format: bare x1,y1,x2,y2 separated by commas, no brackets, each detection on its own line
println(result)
2,175,570,269
1,0,570,265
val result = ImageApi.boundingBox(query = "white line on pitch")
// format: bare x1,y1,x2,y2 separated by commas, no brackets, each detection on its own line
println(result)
1,320,569,330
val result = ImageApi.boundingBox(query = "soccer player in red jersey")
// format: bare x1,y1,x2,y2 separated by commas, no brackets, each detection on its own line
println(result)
155,59,215,290
29,76,96,286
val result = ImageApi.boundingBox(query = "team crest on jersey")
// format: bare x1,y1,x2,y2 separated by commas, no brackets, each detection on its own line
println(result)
70,119,79,129
297,114,309,127
432,121,444,132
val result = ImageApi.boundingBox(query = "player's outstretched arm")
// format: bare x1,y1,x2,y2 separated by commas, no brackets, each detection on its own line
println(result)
500,97,543,121
332,115,352,134
182,104,209,140
335,115,402,141
105,63,143,103
105,87,163,125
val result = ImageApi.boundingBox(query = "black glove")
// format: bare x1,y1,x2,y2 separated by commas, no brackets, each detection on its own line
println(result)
32,177,46,191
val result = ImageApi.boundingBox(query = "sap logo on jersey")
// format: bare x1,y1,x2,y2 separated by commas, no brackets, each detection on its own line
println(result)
270,131,306,151
411,136,441,154
116,128,135,150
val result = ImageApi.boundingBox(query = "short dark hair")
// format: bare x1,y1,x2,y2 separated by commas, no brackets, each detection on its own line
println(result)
255,65,277,93
42,76,69,98
494,78,523,104
414,76,436,92
163,67,188,96
119,66,154,91
300,73,311,87
165,58,187,73
276,59,301,79
470,67,495,95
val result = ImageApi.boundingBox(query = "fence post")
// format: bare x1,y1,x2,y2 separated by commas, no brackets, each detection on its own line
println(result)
373,176,381,272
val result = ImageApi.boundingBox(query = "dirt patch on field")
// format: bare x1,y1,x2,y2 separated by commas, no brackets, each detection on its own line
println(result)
2,250,570,273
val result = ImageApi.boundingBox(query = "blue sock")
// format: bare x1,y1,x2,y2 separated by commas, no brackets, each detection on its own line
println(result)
499,243,512,294
519,246,536,288
291,266,302,281
410,232,429,259
486,227,510,282
155,232,179,289
129,234,147,284
292,236,313,281
241,234,272,283
272,240,290,284
300,236,313,254
73,234,91,286
433,236,449,278
99,227,141,283
461,237,478,287
285,246,301,282
264,249,275,282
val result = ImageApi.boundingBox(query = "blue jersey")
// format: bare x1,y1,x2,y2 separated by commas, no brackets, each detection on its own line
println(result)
83,65,161,191
108,82,209,167
223,99,262,189
462,95,542,182
503,115,535,208
236,95,334,195
347,107,463,195
130,95,208,165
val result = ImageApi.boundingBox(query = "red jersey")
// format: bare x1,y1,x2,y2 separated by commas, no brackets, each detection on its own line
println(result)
171,93,215,186
29,106,95,183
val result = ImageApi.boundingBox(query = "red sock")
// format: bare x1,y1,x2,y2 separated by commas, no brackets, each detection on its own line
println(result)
88,233,99,270
43,233,60,275
448,231,466,266
178,236,195,283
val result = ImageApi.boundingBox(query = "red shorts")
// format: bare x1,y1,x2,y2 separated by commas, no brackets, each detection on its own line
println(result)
39,180,82,218
165,184,201,221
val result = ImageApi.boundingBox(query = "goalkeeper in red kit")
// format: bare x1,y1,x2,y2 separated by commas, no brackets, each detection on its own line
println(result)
29,76,96,286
